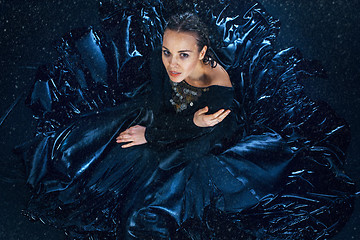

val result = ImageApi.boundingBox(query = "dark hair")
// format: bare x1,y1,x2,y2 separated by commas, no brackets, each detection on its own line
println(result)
165,12,217,68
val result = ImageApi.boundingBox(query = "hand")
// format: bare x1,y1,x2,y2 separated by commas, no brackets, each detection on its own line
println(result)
193,106,231,127
116,125,147,148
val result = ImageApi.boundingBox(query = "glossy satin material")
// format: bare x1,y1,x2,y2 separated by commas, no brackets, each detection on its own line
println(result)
18,1,356,239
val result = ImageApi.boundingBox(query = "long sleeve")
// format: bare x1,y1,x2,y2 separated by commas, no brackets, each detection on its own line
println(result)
145,112,206,145
145,86,235,146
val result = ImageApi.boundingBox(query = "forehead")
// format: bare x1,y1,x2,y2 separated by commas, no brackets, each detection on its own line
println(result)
162,30,198,51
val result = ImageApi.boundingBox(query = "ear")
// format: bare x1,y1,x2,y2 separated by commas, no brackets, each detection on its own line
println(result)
199,45,208,60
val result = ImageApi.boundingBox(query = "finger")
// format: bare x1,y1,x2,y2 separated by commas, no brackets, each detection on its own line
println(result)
116,137,132,143
116,133,131,140
116,134,132,142
210,109,225,119
122,125,137,134
216,110,231,121
196,106,209,115
210,110,230,125
212,110,231,125
117,129,129,137
121,142,135,148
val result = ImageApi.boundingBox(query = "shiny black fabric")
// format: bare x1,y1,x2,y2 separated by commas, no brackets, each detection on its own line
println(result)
18,0,356,239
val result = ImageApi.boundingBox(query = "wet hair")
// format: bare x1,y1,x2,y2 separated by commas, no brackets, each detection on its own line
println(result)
165,12,217,68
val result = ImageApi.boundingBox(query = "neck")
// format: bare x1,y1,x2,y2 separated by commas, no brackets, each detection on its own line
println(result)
185,61,210,87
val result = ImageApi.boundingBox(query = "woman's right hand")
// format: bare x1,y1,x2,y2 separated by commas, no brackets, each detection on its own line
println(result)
193,106,231,127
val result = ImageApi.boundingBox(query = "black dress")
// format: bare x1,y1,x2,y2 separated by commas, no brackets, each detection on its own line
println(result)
17,1,356,239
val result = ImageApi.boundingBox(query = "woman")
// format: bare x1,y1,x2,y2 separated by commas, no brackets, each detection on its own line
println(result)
116,15,232,149
19,2,355,240
21,12,241,239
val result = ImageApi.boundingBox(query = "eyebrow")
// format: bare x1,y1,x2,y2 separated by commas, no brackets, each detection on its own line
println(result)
162,46,193,53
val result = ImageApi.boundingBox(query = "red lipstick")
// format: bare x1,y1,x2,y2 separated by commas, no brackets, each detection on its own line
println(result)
169,71,181,77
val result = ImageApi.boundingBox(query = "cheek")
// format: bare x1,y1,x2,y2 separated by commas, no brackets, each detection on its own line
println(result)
182,59,197,72
162,56,167,67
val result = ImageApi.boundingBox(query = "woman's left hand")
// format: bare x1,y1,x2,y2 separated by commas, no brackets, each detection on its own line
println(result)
116,125,147,148
193,106,231,127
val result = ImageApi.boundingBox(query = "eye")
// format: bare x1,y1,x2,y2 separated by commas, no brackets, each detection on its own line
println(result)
163,50,170,56
180,53,189,58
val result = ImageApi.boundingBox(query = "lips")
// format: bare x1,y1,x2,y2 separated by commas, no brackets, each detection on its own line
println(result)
169,71,181,77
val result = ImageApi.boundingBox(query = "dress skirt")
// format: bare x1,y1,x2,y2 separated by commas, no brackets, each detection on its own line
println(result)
17,0,356,239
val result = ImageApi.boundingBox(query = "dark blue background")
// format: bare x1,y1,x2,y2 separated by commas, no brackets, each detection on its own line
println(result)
0,0,358,239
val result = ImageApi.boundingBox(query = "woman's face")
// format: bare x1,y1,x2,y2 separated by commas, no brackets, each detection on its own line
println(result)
162,29,206,82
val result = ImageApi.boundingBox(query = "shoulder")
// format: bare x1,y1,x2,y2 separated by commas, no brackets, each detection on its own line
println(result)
208,64,232,88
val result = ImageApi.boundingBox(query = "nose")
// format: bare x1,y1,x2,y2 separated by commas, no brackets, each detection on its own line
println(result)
169,56,178,68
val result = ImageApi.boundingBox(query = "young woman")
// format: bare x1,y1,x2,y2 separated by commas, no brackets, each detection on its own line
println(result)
20,12,242,239
116,13,232,149
19,2,356,240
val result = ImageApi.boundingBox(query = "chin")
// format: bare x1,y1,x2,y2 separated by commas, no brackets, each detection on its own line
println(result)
169,78,183,83
168,74,183,82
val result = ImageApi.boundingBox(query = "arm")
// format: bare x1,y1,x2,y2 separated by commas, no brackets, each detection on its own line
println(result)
116,89,234,148
115,112,205,148
144,112,208,145
145,87,235,146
